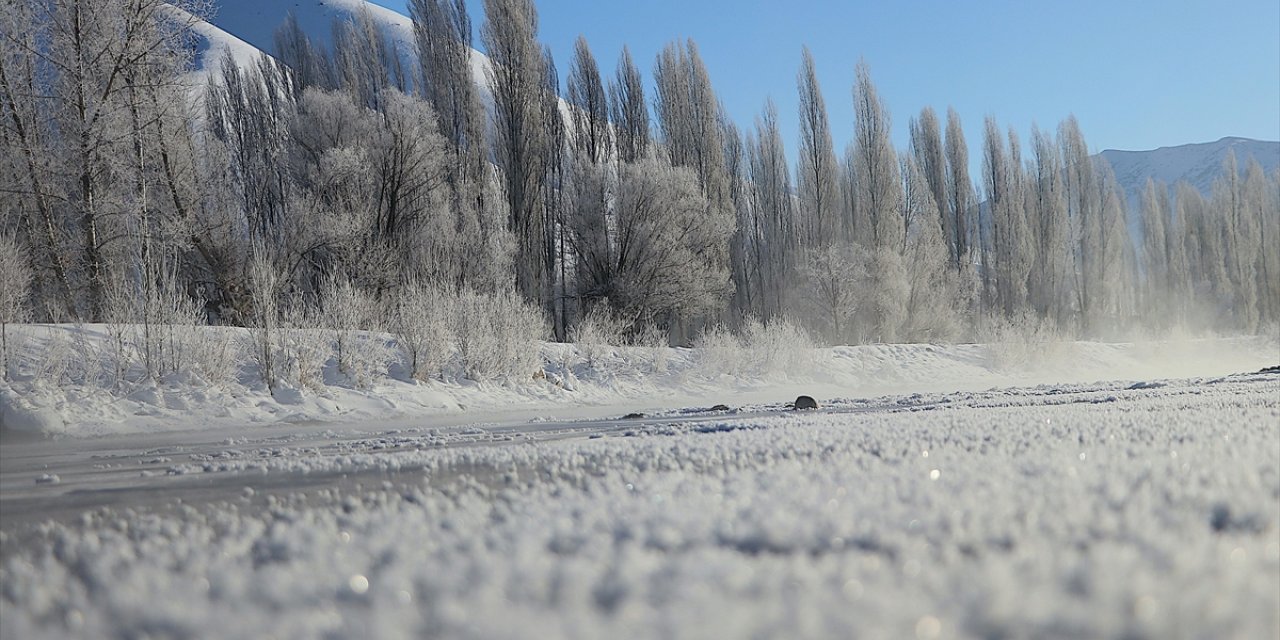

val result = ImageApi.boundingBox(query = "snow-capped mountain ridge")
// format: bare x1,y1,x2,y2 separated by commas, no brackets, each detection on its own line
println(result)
1100,136,1279,203
188,0,494,98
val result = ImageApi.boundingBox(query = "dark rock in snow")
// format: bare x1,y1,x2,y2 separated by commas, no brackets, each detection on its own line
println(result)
622,412,646,420
793,396,819,410
710,404,731,412
1127,381,1166,390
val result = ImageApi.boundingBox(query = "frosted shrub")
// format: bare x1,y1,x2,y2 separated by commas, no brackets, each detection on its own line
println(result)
393,281,453,382
630,319,670,374
321,275,387,389
697,317,815,379
31,326,98,386
453,289,546,382
187,325,241,388
101,278,139,389
136,274,206,381
695,324,746,377
0,234,32,380
982,311,1062,369
571,304,627,368
740,317,816,377
279,302,329,390
247,251,281,391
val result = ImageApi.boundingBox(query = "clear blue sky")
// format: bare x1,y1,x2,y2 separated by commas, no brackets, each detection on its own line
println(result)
372,0,1280,160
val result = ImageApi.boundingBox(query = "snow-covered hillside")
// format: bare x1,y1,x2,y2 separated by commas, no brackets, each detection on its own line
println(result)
1100,136,1280,203
191,0,492,93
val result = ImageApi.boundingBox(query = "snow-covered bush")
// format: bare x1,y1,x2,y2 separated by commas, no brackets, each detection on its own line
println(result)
279,302,329,390
136,272,207,381
740,317,816,376
0,234,31,380
981,311,1063,369
697,317,815,379
571,304,627,369
101,278,138,389
29,325,99,386
393,281,453,382
320,275,387,389
630,319,670,374
453,289,547,382
695,323,746,377
246,251,282,391
186,326,241,388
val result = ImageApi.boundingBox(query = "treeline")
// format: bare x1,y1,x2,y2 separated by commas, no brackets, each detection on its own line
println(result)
1,0,1276,360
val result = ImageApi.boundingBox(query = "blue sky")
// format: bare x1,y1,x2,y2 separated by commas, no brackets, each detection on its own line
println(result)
372,0,1280,159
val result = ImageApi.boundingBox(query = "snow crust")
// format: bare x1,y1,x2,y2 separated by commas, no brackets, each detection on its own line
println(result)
2,372,1277,638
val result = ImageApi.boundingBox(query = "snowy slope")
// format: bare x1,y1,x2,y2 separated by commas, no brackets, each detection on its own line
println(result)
1100,136,1280,203
165,3,270,85
192,0,493,95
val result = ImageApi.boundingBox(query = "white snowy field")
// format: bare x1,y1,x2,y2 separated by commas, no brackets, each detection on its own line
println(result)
1,366,1278,639
2,323,1276,439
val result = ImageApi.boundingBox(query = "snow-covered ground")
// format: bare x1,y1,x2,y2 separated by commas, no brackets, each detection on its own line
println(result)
1,363,1277,638
2,324,1275,439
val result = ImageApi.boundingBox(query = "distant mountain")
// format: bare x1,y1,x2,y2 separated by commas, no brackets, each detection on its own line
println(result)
186,0,493,98
1099,137,1280,204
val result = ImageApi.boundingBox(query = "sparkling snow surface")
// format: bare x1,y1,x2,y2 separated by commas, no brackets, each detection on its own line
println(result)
2,369,1278,639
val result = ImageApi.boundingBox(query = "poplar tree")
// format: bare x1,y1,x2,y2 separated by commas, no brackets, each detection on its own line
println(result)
796,47,839,247
567,36,610,165
609,46,649,164
483,0,549,305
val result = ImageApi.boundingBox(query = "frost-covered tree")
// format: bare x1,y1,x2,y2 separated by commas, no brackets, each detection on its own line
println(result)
1242,160,1279,325
909,107,950,263
653,39,731,212
483,0,549,306
608,157,733,321
851,61,902,252
799,243,865,344
274,13,335,93
1139,178,1170,323
609,46,649,164
410,0,508,292
411,0,482,174
1027,125,1070,326
723,118,757,317
796,47,839,247
849,62,907,341
206,55,296,252
944,108,975,276
540,46,568,339
901,155,960,341
1,0,206,320
332,7,396,110
982,118,1031,317
747,100,795,320
567,36,610,165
